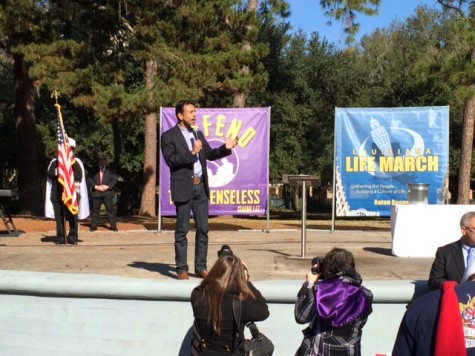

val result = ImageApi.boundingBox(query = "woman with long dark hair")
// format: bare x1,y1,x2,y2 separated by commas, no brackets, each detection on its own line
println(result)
294,248,373,355
191,253,269,355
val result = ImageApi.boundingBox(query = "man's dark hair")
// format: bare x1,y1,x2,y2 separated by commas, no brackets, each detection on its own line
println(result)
175,100,196,120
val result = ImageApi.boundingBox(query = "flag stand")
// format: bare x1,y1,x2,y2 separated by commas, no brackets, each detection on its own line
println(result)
62,203,67,245
51,89,79,243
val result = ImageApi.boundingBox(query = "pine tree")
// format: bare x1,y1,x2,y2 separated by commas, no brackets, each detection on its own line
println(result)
0,1,58,215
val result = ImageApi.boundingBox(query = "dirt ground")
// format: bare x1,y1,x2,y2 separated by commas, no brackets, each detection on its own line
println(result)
8,216,147,233
4,214,391,234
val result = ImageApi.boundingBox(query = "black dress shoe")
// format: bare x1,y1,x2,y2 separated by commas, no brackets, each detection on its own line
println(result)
67,235,78,245
54,239,65,245
111,228,118,232
90,227,97,232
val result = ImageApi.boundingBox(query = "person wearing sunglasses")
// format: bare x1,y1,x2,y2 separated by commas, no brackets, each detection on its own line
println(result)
428,211,475,290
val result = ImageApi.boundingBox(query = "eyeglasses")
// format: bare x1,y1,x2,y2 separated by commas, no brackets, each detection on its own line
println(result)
99,158,106,161
464,226,475,233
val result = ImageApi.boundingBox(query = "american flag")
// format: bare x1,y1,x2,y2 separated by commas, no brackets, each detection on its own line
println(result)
55,103,78,215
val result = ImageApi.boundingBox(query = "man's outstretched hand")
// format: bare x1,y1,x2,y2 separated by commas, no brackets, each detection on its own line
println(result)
225,136,239,149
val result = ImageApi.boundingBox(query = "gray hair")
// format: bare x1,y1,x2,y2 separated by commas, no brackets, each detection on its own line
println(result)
460,212,475,227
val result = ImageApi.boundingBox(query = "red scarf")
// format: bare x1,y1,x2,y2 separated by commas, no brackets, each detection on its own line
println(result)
435,281,466,356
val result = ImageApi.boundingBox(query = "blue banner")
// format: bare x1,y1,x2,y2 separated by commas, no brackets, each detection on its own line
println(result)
334,107,449,217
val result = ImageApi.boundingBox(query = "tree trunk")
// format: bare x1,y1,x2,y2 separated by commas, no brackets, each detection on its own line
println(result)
233,93,246,108
14,54,41,215
457,97,475,204
139,59,157,217
232,0,258,108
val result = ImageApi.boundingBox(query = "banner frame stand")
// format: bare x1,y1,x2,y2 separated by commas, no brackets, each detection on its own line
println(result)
331,107,338,233
157,106,271,233
157,107,163,233
265,106,271,233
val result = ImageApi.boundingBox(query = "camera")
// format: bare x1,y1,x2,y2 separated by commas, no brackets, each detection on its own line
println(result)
217,244,233,258
311,257,324,275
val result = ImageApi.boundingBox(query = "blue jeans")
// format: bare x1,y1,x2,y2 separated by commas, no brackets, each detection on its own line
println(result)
174,182,209,273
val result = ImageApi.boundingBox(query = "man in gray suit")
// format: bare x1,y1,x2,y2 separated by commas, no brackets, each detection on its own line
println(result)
428,211,475,290
161,100,238,280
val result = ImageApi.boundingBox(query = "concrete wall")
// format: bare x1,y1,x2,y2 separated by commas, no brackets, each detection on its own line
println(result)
0,271,431,356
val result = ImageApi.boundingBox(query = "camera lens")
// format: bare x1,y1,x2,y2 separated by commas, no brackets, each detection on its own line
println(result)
218,244,233,257
311,257,324,275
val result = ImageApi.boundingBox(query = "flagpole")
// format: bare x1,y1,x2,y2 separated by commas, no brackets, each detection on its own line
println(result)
51,90,67,245
51,90,76,246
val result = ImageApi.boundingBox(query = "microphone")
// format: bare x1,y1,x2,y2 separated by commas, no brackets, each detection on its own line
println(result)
190,126,199,162
191,125,198,140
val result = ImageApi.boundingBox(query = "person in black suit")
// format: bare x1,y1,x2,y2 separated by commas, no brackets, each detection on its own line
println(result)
47,139,83,245
161,100,238,280
428,211,475,290
88,154,118,232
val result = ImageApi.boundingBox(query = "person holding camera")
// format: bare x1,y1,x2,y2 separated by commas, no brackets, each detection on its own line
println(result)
294,248,373,356
191,249,269,355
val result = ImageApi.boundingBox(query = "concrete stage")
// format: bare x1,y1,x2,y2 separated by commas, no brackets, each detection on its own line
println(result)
0,227,436,355
0,226,434,281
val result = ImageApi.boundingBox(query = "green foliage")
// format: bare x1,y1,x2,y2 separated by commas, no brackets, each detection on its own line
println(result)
319,0,381,44
2,0,475,212
0,51,14,186
255,27,357,184
256,2,471,192
0,0,285,214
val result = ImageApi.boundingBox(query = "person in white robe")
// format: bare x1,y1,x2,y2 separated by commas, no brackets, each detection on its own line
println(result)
44,138,90,222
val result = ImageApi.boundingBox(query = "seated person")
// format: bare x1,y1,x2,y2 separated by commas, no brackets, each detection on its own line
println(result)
428,211,475,290
394,261,475,355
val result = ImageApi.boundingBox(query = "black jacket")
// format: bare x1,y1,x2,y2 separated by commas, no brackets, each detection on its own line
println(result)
191,282,269,353
161,124,231,203
428,239,465,290
88,166,117,198
47,159,82,202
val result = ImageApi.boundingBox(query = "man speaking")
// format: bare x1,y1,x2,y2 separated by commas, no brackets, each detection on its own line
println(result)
161,100,238,280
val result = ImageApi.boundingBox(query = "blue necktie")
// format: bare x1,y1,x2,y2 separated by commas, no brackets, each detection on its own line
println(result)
190,138,198,162
468,247,475,266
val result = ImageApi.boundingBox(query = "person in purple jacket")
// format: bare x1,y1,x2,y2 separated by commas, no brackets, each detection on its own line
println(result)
294,248,373,356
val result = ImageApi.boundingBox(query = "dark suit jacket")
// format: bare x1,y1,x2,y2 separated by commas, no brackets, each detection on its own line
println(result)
393,281,475,356
47,159,82,202
427,239,465,290
161,125,231,203
88,166,117,198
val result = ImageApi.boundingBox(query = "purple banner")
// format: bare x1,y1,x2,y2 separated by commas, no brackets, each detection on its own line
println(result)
159,107,270,216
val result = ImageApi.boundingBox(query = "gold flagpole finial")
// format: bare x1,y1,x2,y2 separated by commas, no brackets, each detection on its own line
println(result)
51,90,61,104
